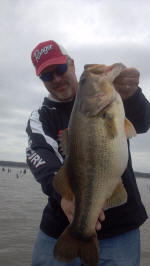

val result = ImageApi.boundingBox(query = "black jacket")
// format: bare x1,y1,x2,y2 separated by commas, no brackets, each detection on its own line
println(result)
26,88,150,239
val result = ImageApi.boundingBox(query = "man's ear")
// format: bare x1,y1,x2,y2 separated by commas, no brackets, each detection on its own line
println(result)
70,58,74,66
70,59,76,72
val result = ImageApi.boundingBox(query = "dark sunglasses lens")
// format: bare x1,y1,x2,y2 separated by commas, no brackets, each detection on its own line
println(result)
40,72,53,82
40,63,68,82
55,64,67,75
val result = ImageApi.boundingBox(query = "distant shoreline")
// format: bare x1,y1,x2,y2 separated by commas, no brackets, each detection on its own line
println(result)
0,160,150,178
0,160,28,168
134,172,150,178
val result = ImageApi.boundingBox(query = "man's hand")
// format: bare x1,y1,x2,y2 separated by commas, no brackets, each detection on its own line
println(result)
95,209,105,230
113,68,140,100
61,197,105,231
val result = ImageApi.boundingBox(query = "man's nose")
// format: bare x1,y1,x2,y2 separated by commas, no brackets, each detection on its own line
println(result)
53,74,63,82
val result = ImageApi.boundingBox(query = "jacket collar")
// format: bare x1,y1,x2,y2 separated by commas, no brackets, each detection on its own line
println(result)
42,95,75,110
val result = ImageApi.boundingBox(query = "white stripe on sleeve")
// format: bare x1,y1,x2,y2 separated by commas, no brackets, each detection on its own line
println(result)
29,110,64,164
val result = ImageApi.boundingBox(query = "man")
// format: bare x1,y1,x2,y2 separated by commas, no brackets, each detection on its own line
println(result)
26,40,150,266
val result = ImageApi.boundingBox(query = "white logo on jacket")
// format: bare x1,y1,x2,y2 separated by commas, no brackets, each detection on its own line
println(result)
26,148,46,168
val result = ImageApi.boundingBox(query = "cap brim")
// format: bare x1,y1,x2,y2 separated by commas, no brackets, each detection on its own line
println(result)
36,55,67,76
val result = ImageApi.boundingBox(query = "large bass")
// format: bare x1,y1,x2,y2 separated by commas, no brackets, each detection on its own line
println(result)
53,63,136,266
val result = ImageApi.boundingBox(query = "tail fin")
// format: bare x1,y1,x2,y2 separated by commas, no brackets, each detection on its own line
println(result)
54,226,99,266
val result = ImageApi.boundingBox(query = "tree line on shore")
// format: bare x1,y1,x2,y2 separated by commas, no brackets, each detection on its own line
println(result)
0,161,28,168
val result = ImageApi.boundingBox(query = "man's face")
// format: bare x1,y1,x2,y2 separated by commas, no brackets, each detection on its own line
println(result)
40,59,78,101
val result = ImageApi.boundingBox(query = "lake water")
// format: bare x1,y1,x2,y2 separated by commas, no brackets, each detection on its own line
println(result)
0,167,150,266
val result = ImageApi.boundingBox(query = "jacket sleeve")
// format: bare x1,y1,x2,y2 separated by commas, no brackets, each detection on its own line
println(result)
123,87,150,133
26,108,63,203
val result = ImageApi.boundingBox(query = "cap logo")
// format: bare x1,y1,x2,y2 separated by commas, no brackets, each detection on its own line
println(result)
34,44,53,63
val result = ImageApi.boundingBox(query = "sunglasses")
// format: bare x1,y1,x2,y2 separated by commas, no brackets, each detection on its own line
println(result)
39,63,68,82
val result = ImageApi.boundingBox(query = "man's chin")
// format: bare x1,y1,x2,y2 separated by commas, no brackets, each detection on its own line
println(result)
55,91,75,102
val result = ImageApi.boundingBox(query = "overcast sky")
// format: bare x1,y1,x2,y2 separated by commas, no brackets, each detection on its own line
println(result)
0,0,150,172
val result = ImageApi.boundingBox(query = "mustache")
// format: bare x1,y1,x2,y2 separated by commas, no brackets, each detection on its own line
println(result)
53,81,69,90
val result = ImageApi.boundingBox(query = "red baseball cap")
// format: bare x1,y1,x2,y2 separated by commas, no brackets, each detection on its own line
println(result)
31,40,69,75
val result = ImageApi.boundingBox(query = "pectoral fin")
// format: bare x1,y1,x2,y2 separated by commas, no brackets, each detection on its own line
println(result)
58,128,68,156
124,118,136,139
104,112,118,138
104,180,127,210
53,161,74,201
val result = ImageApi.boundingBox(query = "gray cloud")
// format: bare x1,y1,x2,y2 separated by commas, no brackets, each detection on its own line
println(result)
0,0,150,172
